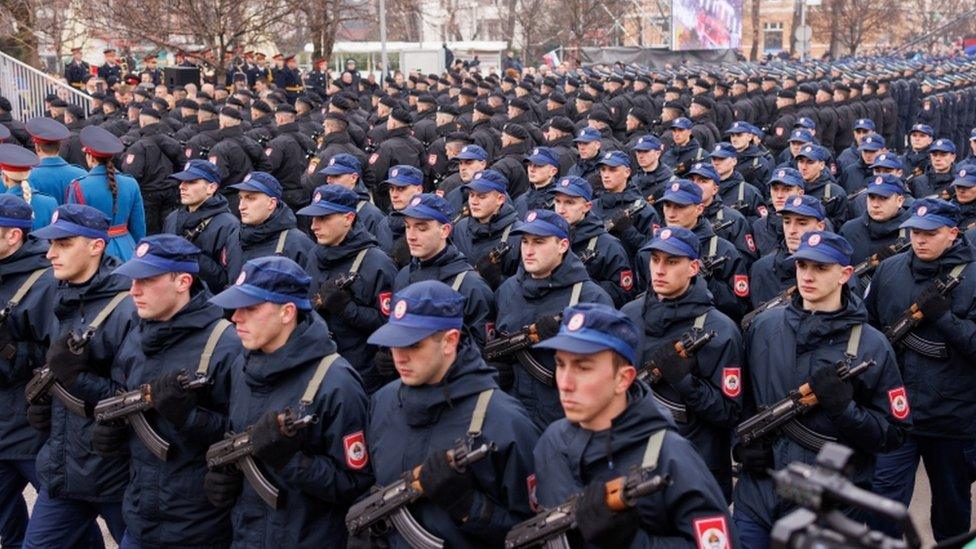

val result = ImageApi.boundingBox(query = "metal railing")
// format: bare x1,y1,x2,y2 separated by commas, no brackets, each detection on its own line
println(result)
0,50,92,120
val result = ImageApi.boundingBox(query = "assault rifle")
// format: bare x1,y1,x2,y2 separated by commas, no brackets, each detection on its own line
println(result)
741,286,796,331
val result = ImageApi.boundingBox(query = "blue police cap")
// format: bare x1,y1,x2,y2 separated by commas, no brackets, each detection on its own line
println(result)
869,152,903,170
789,129,814,143
970,128,976,141
789,231,854,267
319,153,362,175
210,256,312,310
553,176,592,201
858,133,886,152
670,117,694,130
853,118,876,131
900,198,959,230
455,144,489,161
865,174,906,197
393,193,454,224
660,179,703,205
366,280,466,347
230,172,283,200
596,150,630,168
534,302,639,365
385,165,424,187
632,134,664,151
930,139,957,153
79,125,124,158
511,209,569,239
796,144,829,162
639,226,700,260
953,167,976,188
725,121,758,136
710,142,737,159
115,234,201,279
524,146,560,167
26,117,70,143
769,167,805,188
794,117,816,130
909,124,934,136
687,162,720,182
297,184,359,216
0,143,39,173
172,159,220,184
0,194,34,230
463,170,508,194
33,204,110,241
780,194,826,220
573,127,602,143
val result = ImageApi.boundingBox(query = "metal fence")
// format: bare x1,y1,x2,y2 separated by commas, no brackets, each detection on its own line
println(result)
0,50,92,120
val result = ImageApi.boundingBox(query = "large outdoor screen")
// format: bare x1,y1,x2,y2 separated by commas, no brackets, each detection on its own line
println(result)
672,0,743,51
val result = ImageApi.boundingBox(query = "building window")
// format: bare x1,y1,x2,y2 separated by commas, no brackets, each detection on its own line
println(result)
763,22,784,52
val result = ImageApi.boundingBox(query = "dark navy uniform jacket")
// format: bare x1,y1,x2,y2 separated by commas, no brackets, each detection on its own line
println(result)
163,194,241,292
703,199,759,267
114,290,242,548
622,278,743,478
751,214,783,258
367,341,540,548
534,382,736,547
589,184,659,260
838,209,910,266
305,226,396,393
229,314,373,548
718,171,765,225
394,245,495,348
631,163,673,211
452,201,521,277
38,256,137,501
865,238,976,439
735,292,909,529
495,253,612,429
0,237,57,461
749,244,796,308
908,167,954,199
734,145,773,196
804,171,849,229
513,182,555,218
661,139,706,175
226,203,314,281
568,213,633,307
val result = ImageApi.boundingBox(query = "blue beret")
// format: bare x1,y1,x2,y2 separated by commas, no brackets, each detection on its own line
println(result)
670,117,694,130
909,124,934,136
794,117,816,130
512,209,570,239
789,231,854,266
534,302,639,365
953,167,976,188
393,193,454,224
297,184,360,216
868,152,903,170
796,144,830,162
319,153,362,175
172,159,220,184
33,204,110,241
115,234,201,278
930,139,957,153
789,129,814,143
210,256,312,310
367,280,466,347
858,133,886,151
230,172,283,199
853,118,876,131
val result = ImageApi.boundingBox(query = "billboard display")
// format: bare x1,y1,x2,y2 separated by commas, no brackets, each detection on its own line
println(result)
672,0,743,51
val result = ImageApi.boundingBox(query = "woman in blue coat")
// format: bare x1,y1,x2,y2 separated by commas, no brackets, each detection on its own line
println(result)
0,143,58,229
65,126,146,260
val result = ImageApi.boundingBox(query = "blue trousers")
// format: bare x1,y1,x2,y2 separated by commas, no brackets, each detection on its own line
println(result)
872,434,976,542
22,491,124,549
0,459,37,548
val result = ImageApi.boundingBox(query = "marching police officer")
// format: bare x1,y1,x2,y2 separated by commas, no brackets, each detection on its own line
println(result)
225,172,314,281
120,105,182,235
64,48,90,90
709,141,766,224
909,138,957,198
952,169,976,229
734,231,909,548
662,118,706,176
686,161,758,266
623,226,743,500
298,184,396,394
452,170,521,289
866,199,976,542
102,234,243,548
630,135,673,208
208,107,271,201
839,174,911,266
265,103,315,213
25,117,86,205
25,204,138,546
393,192,495,349
751,168,806,257
309,153,393,250
0,144,57,229
590,150,658,259
494,209,612,428
795,143,849,228
567,127,604,188
362,280,540,547
514,146,561,216
0,195,58,548
163,160,240,292
533,302,736,547
365,108,424,212
207,256,373,547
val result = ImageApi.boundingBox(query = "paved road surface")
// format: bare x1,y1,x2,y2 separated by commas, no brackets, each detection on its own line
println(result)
21,465,976,548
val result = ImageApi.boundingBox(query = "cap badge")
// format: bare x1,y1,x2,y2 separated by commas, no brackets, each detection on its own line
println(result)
561,178,570,187
236,271,246,285
474,172,482,179
874,176,883,185
604,152,612,159
393,299,408,319
135,243,149,258
51,211,58,223
526,211,538,222
778,170,785,177
808,233,821,246
671,182,680,192
804,145,812,152
329,158,336,165
917,206,928,216
184,162,191,170
792,196,803,206
579,129,586,137
567,312,585,331
961,170,967,177
533,148,539,155
410,196,422,207
391,168,398,177
660,228,672,240
314,192,322,202
243,173,251,181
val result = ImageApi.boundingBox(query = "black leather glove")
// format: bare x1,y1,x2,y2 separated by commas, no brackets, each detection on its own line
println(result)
150,371,197,428
318,280,352,312
91,421,129,456
733,440,773,476
607,211,634,234
475,254,503,289
205,469,243,508
250,410,302,470
46,333,91,387
392,237,412,269
649,343,697,385
26,402,51,431
419,449,475,523
575,479,640,548
917,284,952,322
534,315,562,340
809,365,854,416
374,348,396,378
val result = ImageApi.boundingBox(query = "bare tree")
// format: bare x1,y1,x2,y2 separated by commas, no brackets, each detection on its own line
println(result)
748,0,760,60
545,0,629,63
515,0,551,64
808,0,901,56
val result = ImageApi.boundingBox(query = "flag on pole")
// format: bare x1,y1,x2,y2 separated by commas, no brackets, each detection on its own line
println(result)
542,48,560,68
